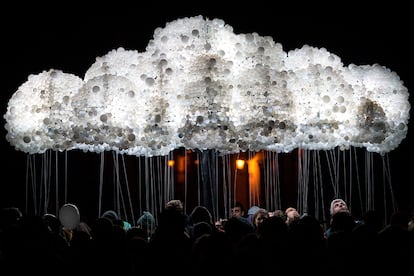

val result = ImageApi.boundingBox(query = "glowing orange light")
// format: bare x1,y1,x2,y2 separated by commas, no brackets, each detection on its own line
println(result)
236,159,245,170
168,160,175,167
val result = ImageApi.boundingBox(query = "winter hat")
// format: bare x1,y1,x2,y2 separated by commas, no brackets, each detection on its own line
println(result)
101,210,119,221
246,206,260,225
137,211,155,229
43,213,61,233
247,206,260,215
59,203,80,230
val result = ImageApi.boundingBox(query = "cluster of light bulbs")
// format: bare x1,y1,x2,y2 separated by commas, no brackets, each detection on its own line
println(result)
4,16,410,156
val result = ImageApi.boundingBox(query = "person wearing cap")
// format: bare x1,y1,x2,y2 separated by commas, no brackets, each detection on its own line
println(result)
246,205,260,225
101,210,119,221
101,210,132,230
137,211,156,241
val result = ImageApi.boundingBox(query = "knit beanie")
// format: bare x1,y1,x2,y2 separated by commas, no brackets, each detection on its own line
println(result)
137,211,155,229
101,210,119,221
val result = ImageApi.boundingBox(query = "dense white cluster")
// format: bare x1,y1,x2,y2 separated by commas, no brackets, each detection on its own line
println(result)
4,16,410,156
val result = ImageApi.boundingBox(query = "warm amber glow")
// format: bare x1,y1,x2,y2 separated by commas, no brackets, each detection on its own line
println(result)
236,159,245,170
168,160,175,167
176,156,185,183
248,151,264,206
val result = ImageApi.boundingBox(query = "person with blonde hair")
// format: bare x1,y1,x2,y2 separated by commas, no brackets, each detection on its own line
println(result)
165,199,184,213
285,207,300,225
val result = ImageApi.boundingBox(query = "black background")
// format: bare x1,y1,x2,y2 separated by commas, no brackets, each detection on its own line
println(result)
1,4,413,219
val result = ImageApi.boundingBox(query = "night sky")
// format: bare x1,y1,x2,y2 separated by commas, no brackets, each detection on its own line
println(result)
1,5,413,220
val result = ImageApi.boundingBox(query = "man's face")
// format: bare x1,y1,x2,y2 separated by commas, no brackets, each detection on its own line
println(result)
231,207,243,217
332,200,348,215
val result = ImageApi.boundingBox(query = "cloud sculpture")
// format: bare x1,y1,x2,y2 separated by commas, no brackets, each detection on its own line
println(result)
4,16,410,156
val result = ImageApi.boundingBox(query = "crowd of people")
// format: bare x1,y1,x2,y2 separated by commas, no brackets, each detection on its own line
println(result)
1,199,413,275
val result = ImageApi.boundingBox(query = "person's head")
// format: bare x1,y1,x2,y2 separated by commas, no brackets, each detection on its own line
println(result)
165,199,184,213
231,201,246,218
330,199,349,216
137,211,155,238
285,207,300,225
0,206,22,229
101,210,119,222
42,213,61,234
271,209,285,219
253,208,269,228
190,205,213,225
246,205,260,224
